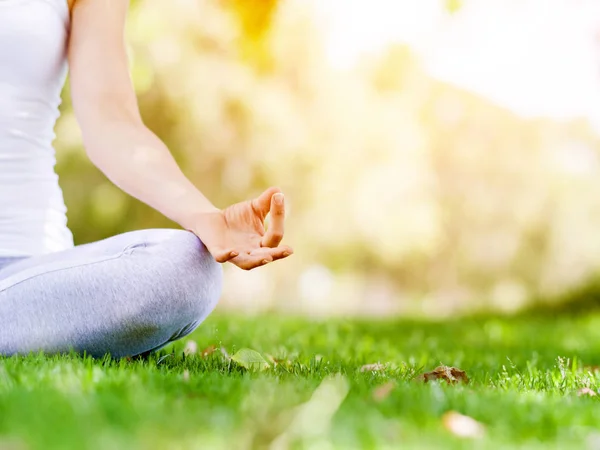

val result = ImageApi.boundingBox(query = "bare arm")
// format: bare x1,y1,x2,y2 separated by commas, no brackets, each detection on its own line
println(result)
68,0,292,270
69,0,216,230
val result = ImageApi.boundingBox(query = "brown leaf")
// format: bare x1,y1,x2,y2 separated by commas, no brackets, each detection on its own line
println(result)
183,340,198,356
361,363,386,372
578,387,597,397
266,354,292,367
372,381,396,402
201,345,217,358
418,365,469,384
442,411,484,438
583,365,600,374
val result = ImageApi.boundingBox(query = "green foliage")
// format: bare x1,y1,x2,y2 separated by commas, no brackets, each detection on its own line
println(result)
230,348,270,371
1,313,600,448
54,0,600,314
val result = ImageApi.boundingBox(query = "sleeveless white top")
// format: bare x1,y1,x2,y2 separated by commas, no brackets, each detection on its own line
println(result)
0,0,74,256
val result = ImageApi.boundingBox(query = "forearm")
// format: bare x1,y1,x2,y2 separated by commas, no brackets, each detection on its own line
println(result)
82,120,217,230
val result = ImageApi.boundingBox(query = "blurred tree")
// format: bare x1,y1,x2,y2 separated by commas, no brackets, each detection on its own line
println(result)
221,0,280,72
53,0,600,315
445,0,463,14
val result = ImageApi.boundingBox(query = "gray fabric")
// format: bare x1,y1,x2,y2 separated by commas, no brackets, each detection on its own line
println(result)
0,258,25,272
0,229,222,358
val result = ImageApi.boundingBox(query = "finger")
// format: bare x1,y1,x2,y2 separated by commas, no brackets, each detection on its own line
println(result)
261,193,285,248
250,246,293,261
211,248,239,263
231,253,273,271
251,187,282,220
270,246,294,261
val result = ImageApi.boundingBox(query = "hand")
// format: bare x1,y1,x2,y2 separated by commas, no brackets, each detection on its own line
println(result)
192,187,294,270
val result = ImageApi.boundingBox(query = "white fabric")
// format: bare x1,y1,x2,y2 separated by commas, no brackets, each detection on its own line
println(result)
0,0,74,256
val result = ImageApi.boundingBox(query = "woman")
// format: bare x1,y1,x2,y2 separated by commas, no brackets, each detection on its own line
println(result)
0,0,293,358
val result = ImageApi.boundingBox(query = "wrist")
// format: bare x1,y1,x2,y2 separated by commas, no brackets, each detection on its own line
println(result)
174,190,221,232
181,207,221,231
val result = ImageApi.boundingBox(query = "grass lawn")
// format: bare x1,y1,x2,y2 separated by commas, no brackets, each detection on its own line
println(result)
1,312,600,449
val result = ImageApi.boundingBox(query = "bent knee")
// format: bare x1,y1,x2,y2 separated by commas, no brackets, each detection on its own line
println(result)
150,230,217,268
138,230,223,323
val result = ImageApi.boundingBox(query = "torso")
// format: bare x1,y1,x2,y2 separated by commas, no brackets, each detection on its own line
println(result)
0,0,74,256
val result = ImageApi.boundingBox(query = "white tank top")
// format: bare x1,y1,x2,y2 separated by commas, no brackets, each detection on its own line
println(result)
0,0,74,256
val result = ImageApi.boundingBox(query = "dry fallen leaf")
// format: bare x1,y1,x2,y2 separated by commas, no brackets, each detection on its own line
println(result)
361,363,386,372
442,411,485,438
578,387,597,397
372,381,396,402
266,354,292,367
418,365,469,384
583,365,600,374
201,345,217,358
183,340,198,356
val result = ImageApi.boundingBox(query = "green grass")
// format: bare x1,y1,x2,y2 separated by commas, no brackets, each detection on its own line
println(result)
2,312,600,449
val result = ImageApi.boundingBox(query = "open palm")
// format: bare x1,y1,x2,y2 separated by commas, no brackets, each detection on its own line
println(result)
193,187,293,270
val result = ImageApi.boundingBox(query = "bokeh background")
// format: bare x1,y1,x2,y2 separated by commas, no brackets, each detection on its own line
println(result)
54,0,600,317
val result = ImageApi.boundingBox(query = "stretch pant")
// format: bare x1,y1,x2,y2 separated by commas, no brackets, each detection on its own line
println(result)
0,229,222,358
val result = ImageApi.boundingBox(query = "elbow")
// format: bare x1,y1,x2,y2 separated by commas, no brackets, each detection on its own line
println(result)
83,143,104,169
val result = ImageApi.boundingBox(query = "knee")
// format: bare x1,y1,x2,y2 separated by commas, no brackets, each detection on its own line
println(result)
168,230,223,312
141,230,223,327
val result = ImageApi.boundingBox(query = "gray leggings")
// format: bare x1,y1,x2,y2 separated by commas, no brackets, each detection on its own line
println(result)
0,229,222,358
